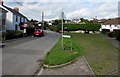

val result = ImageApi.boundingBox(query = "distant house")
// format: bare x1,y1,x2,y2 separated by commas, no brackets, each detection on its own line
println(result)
71,19,81,23
97,19,107,24
100,18,120,31
0,1,28,31
0,7,8,32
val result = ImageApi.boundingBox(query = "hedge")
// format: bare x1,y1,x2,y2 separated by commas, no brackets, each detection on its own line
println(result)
54,24,101,32
5,30,23,40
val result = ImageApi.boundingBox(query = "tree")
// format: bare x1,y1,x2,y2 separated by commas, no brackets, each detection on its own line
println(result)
80,18,90,23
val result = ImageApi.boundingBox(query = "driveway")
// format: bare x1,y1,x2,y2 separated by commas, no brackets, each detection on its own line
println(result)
2,30,60,75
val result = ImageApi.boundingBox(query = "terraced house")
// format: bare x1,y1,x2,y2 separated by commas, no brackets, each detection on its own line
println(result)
0,1,28,31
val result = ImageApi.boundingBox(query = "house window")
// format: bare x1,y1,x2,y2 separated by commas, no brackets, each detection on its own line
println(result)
23,18,25,22
20,17,21,22
16,15,18,22
15,25,18,30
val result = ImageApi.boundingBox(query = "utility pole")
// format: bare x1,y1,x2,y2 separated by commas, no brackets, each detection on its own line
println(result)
61,12,64,48
42,12,44,31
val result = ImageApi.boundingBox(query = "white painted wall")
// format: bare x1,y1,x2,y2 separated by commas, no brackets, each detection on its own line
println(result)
6,11,13,30
101,24,119,31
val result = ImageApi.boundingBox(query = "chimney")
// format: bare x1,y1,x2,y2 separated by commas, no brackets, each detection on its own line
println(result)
0,1,3,5
14,7,19,12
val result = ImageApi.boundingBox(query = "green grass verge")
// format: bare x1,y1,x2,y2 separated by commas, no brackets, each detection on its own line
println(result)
44,34,83,66
44,33,118,75
72,33,118,75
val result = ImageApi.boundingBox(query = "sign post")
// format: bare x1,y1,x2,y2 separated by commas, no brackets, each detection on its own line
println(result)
61,12,64,49
62,35,72,51
23,23,28,37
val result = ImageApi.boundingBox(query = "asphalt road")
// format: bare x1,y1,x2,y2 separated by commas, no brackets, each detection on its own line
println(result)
2,30,60,75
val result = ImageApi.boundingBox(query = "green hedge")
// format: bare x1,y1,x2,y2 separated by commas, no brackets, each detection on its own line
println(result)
5,30,23,40
55,24,101,31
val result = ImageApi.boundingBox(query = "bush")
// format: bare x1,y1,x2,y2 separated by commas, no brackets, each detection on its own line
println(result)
49,25,58,31
116,30,120,41
107,30,120,41
101,29,109,34
108,32,116,37
13,30,23,38
5,30,23,40
26,27,35,35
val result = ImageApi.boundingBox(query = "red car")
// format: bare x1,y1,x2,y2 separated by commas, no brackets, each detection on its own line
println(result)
34,29,44,37
59,30,63,33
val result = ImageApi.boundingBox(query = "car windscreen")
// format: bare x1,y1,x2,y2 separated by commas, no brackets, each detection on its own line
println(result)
35,30,41,32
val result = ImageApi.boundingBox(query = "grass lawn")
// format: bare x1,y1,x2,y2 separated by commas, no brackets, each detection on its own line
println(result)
72,33,118,75
44,34,83,66
44,33,118,75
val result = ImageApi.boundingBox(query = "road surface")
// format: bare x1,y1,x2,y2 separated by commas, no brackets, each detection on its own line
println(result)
2,30,60,75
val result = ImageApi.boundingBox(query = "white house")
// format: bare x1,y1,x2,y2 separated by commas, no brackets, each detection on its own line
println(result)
71,19,81,23
100,18,120,31
0,1,28,31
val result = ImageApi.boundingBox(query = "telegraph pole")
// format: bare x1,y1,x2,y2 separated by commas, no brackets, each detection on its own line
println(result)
42,12,44,31
61,11,66,49
61,11,64,48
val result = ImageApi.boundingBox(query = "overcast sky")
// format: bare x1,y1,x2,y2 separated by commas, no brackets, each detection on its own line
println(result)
3,0,119,21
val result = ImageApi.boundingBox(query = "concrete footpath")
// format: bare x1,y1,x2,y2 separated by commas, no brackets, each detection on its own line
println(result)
40,56,94,76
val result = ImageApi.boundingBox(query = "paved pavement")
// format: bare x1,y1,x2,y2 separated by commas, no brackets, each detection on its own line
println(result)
41,56,94,75
99,34,120,49
2,30,60,75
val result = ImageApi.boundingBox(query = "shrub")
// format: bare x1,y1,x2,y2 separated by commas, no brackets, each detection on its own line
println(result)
5,30,23,40
49,25,58,31
108,32,116,37
101,29,109,34
26,27,35,35
13,30,23,38
116,30,120,41
107,30,120,41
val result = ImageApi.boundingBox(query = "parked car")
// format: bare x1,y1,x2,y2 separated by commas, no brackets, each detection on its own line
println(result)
34,29,44,37
59,30,63,33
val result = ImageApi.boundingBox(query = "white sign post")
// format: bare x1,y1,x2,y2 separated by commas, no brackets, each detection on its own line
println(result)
62,35,71,38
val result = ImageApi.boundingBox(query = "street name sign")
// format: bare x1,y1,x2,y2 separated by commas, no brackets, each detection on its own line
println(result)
62,35,71,38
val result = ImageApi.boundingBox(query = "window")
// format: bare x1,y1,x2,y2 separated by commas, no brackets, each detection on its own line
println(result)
23,18,25,22
20,17,21,22
15,25,18,30
16,15,18,22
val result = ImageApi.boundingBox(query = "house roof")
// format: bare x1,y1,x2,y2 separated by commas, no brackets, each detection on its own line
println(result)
103,18,120,25
2,5,28,20
0,7,8,13
98,19,107,23
72,19,80,21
